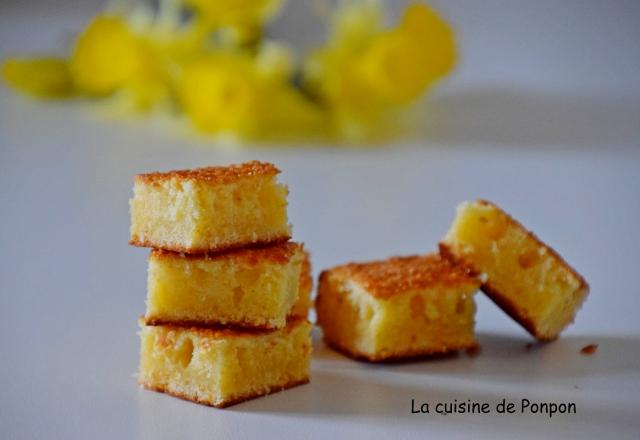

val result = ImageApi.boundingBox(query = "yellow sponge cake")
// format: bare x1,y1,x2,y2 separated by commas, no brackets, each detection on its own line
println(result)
316,254,479,362
291,248,312,319
146,242,305,329
440,199,589,341
139,318,311,408
130,161,291,253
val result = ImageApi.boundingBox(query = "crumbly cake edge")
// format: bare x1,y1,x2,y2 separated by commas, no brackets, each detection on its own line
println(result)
322,336,478,363
139,316,309,339
149,240,301,264
139,377,310,408
129,234,292,255
143,313,310,332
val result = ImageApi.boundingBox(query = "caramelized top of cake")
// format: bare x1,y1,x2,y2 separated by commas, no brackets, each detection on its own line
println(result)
151,241,299,264
140,316,306,340
135,161,280,185
327,254,479,299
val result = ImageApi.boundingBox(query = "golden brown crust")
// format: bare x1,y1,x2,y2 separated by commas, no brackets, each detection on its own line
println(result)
130,234,291,255
474,199,590,292
135,161,280,185
143,316,280,331
149,241,300,265
140,377,309,408
481,276,557,342
299,248,313,295
322,253,479,299
438,242,481,278
323,337,477,363
140,316,307,338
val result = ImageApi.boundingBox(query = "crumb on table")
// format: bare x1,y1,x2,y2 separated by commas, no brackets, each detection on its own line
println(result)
580,343,598,355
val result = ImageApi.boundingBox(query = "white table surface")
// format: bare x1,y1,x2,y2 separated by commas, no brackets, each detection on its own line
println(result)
1,1,640,439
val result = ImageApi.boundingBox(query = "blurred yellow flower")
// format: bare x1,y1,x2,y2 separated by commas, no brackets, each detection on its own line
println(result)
329,0,382,54
70,15,143,95
1,57,72,98
184,0,283,43
122,41,172,111
180,48,325,139
254,83,327,140
2,1,457,144
400,3,456,82
180,53,263,134
304,2,456,138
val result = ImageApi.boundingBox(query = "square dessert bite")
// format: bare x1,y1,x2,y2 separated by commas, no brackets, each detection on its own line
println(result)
145,242,306,330
139,318,312,408
130,161,291,253
316,254,479,362
440,200,589,341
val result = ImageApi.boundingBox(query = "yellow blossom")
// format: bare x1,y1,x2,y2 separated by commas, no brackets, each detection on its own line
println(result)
329,0,382,54
399,3,456,83
356,40,434,104
1,57,72,98
254,84,327,140
183,0,283,44
70,15,143,95
303,1,456,138
358,3,455,104
180,53,264,134
122,41,172,111
180,49,325,139
2,0,456,144
255,42,294,83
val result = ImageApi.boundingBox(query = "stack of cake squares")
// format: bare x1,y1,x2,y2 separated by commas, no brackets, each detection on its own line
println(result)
129,161,312,408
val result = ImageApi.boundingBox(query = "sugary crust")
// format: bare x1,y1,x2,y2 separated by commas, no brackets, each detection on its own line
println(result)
130,234,291,255
438,242,480,279
139,316,307,339
322,253,479,299
323,337,477,363
140,377,309,408
135,161,280,185
149,241,301,265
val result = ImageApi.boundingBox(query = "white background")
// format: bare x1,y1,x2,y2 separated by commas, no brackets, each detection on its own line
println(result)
1,1,639,439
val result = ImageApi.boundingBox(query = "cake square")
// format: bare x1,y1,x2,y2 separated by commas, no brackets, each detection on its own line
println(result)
439,199,589,341
130,161,291,253
315,254,479,362
139,318,312,408
145,242,307,330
